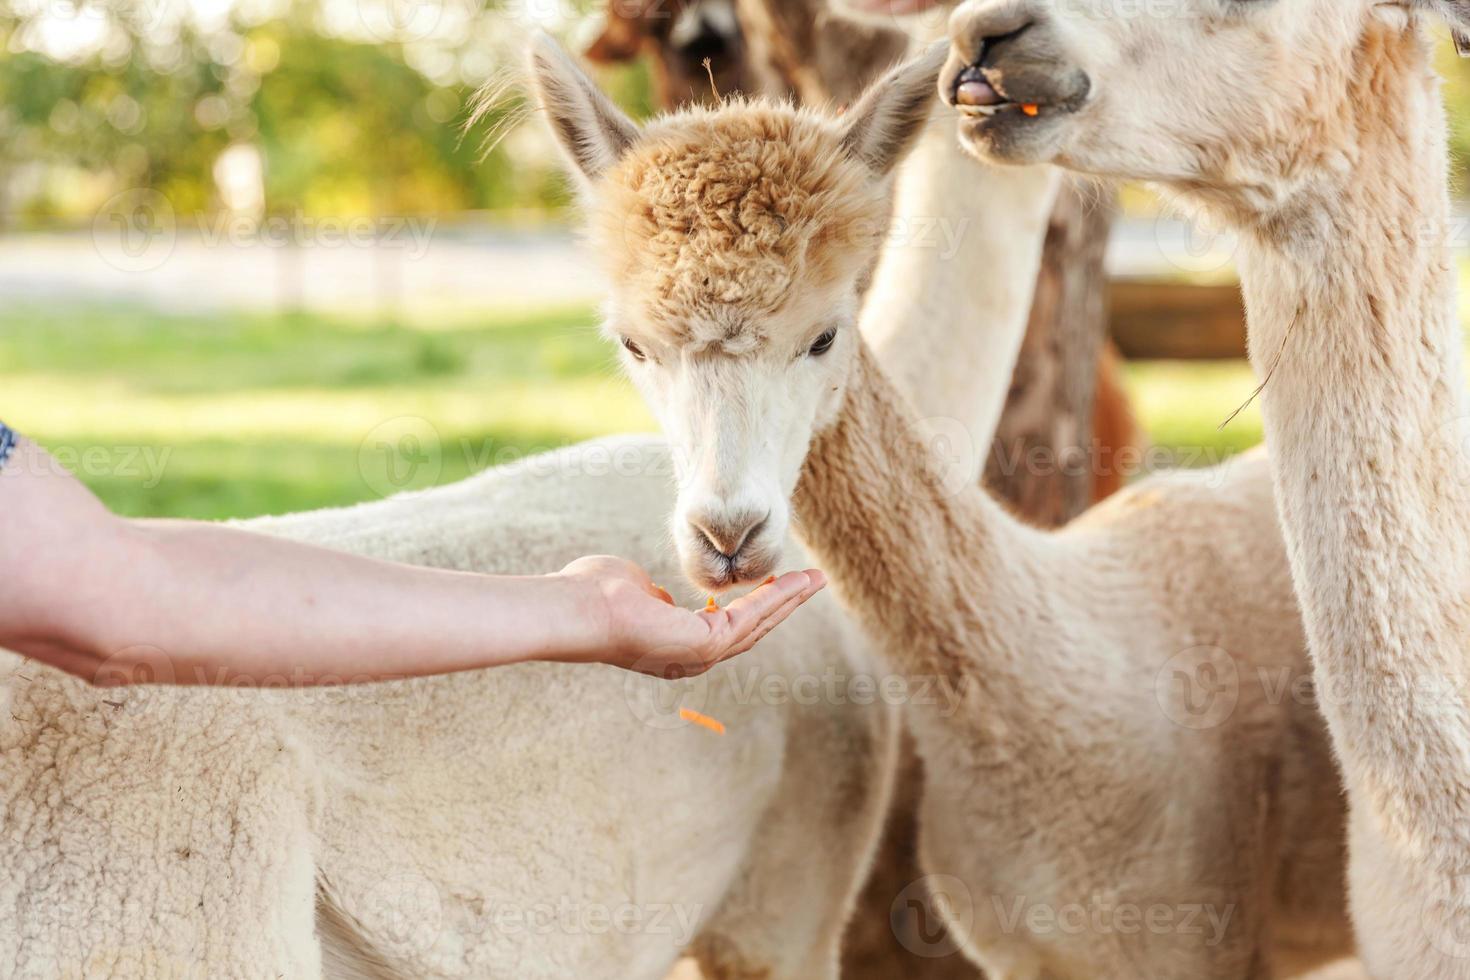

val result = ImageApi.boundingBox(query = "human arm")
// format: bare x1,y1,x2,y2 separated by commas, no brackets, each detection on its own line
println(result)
0,436,824,686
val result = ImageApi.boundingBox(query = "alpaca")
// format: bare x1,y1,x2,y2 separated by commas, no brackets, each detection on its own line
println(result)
592,0,1140,515
936,0,1470,973
0,36,1055,980
0,437,897,980
530,35,1355,978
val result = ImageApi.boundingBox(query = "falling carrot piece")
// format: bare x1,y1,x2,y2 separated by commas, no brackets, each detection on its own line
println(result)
679,707,727,735
1021,104,1040,117
705,596,720,612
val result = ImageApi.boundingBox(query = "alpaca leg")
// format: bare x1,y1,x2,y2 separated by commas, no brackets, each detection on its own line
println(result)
690,697,901,980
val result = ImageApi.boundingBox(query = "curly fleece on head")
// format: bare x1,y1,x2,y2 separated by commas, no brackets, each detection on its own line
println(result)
588,101,889,345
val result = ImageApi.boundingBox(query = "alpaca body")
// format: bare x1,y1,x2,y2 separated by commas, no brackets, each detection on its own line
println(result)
0,434,896,980
806,350,1347,978
529,36,1353,979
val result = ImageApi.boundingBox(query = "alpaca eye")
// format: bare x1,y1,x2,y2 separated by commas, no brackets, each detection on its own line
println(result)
621,337,647,361
808,328,838,357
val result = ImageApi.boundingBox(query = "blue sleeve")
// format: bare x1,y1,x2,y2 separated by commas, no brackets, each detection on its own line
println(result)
0,422,16,472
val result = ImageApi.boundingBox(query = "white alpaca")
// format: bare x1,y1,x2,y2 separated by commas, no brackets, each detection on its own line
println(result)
936,0,1470,973
0,39,1068,980
533,36,1356,978
0,440,896,980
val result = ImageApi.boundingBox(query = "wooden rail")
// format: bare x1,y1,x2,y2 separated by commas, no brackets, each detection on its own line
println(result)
1109,279,1247,361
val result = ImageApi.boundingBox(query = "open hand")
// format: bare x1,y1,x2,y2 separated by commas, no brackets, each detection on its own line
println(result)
557,556,827,677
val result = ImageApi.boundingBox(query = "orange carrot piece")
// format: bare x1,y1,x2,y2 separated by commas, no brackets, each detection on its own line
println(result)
1021,104,1040,117
679,707,727,735
705,596,719,612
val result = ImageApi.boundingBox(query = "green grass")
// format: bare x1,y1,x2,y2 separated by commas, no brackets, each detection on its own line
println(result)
1,301,654,519
0,298,1338,523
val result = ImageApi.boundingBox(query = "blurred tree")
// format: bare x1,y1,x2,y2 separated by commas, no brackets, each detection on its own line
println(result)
0,0,650,227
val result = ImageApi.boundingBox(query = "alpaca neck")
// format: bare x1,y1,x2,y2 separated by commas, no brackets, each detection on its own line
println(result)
798,342,1063,716
859,121,1060,451
1235,27,1470,826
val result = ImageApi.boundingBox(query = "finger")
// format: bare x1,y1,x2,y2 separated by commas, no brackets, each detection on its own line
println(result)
718,589,812,662
709,572,826,661
704,570,817,640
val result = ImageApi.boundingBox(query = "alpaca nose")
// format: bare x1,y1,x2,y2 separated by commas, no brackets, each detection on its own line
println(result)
948,0,1038,66
689,510,769,562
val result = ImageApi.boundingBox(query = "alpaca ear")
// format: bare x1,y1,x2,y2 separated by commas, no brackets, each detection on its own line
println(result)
839,41,947,175
528,32,642,182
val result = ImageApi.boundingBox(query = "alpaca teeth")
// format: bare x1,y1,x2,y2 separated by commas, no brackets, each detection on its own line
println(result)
958,104,1003,118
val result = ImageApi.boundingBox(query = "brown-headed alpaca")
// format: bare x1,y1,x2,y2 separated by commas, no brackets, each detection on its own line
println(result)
587,0,1140,511
530,36,1352,978
937,0,1470,973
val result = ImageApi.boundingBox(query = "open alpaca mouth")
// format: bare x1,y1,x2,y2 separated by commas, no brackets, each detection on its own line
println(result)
952,66,1043,119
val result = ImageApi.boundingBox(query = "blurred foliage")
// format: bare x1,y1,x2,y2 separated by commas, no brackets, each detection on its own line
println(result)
6,3,1470,228
0,0,656,225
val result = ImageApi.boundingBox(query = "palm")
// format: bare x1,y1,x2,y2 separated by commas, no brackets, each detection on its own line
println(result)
560,556,825,677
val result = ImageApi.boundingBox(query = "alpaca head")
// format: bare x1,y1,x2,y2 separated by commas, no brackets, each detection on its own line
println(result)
529,35,944,590
937,0,1470,210
584,0,750,109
